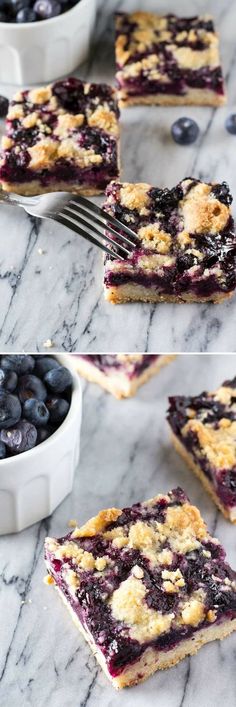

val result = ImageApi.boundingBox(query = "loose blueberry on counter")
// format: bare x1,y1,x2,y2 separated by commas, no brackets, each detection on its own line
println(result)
44,366,72,393
0,391,21,429
171,117,199,145
0,95,9,118
225,114,236,135
23,398,50,427
1,420,37,454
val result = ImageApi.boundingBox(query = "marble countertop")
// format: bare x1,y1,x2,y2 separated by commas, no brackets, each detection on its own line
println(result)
0,0,236,352
1,353,236,707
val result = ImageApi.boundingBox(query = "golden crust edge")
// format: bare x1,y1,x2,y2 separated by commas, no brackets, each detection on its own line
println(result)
171,432,236,524
73,354,175,398
103,283,234,305
45,578,236,689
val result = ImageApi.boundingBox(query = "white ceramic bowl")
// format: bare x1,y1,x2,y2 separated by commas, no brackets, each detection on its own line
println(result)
0,354,82,535
0,0,96,85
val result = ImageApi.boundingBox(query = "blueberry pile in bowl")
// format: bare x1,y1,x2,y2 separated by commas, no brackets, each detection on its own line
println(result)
0,355,73,458
0,0,80,23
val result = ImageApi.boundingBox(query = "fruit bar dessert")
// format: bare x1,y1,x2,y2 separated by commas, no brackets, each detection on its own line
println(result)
115,12,226,108
103,178,236,304
0,78,119,196
44,488,236,688
168,378,236,523
71,354,175,399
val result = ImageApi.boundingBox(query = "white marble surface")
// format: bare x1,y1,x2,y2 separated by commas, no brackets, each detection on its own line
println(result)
1,354,236,707
0,0,236,352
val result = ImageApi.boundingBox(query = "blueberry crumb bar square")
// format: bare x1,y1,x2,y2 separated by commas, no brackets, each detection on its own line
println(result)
115,12,226,108
71,354,175,398
103,179,236,304
168,378,236,523
0,78,119,196
44,488,236,688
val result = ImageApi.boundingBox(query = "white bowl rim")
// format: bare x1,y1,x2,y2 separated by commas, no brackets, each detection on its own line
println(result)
0,0,93,30
0,354,82,468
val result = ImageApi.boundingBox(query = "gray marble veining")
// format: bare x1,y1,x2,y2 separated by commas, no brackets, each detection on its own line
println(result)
1,354,236,707
0,0,236,352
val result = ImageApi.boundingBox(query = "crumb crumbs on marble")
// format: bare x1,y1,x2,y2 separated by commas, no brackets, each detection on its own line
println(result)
43,338,54,348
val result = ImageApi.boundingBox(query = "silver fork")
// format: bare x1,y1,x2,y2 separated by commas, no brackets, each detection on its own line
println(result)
0,190,137,260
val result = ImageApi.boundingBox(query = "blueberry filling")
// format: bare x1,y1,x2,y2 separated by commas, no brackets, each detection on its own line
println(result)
116,13,225,98
79,354,159,379
167,384,236,509
45,489,236,677
0,78,119,188
104,180,236,297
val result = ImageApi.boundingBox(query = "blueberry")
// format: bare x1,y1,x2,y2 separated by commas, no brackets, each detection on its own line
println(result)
0,440,6,459
171,117,199,145
44,366,72,393
211,182,233,206
47,397,69,424
37,426,52,444
18,374,47,402
23,398,49,427
0,11,7,20
0,94,8,117
0,368,18,392
16,7,36,20
1,420,37,454
34,356,60,377
1,354,35,374
33,0,61,19
10,0,31,13
225,114,236,135
0,390,21,429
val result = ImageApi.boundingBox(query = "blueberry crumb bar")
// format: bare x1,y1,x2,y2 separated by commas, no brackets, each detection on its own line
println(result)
0,78,119,196
71,354,175,399
103,179,236,304
115,12,226,108
44,488,236,688
168,378,236,523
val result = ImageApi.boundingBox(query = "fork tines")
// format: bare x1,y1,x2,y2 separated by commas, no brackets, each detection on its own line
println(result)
55,194,137,260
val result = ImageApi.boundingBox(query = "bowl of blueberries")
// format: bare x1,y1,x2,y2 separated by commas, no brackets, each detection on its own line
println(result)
0,0,96,84
0,353,82,534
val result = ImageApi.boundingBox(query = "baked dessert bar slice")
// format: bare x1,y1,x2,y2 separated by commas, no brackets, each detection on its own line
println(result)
168,378,236,523
0,78,119,196
44,488,236,688
71,354,175,398
115,12,226,108
103,178,236,304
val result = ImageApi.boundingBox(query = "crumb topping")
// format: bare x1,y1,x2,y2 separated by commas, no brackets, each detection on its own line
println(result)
115,11,224,101
181,594,205,626
45,489,236,659
110,575,174,641
72,508,122,538
183,418,236,469
1,78,119,182
120,183,150,210
88,105,119,135
104,178,235,295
